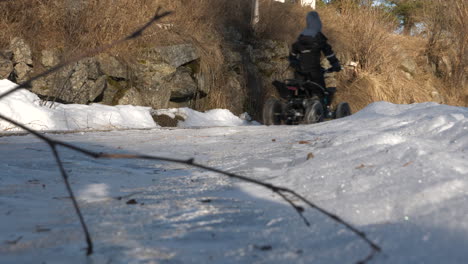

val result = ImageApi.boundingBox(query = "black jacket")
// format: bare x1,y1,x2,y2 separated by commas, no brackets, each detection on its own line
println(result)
290,32,338,74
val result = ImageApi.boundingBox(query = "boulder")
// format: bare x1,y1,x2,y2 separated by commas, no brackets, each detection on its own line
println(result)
132,60,176,109
41,49,60,68
31,77,52,96
400,56,417,75
223,71,246,114
139,78,172,109
97,54,128,79
116,87,144,106
1,50,13,60
98,78,124,105
0,57,13,79
52,58,101,104
14,62,32,83
10,38,33,65
154,44,199,68
88,75,107,102
168,67,198,101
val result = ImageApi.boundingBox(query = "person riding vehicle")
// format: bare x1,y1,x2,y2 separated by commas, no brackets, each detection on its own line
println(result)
289,11,341,104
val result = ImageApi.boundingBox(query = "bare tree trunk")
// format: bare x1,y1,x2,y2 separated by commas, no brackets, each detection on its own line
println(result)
251,0,260,27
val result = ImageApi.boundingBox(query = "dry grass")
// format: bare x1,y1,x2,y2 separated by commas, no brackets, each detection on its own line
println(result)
422,0,467,106
0,0,252,110
255,0,466,110
255,0,311,44
0,0,249,50
0,0,465,112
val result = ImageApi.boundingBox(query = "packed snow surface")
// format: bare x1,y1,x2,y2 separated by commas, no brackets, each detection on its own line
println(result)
1,79,467,264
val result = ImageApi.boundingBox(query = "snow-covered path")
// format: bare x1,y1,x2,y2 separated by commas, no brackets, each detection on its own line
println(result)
1,101,467,264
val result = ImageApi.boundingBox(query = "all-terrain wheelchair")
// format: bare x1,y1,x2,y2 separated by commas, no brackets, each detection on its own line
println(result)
262,68,351,125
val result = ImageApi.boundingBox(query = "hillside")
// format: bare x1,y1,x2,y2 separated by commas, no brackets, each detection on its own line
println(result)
0,0,466,121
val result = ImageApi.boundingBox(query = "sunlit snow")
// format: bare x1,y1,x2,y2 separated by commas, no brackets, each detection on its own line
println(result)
1,79,467,264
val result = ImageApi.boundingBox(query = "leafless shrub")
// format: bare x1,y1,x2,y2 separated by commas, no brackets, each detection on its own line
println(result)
422,0,467,105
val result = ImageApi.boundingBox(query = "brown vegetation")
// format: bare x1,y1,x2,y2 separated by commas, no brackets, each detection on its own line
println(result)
0,0,466,114
256,0,466,110
0,0,252,110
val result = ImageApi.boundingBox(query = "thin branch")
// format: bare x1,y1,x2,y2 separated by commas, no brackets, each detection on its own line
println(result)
0,5,381,263
1,111,381,263
50,145,94,255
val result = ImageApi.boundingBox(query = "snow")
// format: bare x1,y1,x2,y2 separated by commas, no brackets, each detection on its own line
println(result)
0,78,468,264
0,80,254,132
153,108,258,128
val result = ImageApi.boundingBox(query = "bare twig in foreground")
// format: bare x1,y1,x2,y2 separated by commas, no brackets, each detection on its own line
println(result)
0,6,381,263
0,112,381,263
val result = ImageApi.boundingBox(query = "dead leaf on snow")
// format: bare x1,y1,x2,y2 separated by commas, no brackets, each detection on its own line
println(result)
403,161,413,167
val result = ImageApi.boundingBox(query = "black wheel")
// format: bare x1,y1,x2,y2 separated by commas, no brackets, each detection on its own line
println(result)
262,98,284,125
335,102,351,118
303,100,324,124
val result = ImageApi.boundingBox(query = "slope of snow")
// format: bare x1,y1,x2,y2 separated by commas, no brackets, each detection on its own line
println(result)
0,78,467,264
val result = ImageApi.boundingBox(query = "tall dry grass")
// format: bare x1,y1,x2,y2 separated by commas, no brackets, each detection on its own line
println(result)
0,0,252,110
257,0,464,110
422,0,467,106
255,0,311,43
0,0,250,51
0,0,464,112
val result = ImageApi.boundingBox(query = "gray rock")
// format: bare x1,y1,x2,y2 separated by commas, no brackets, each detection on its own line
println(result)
41,49,60,68
195,71,209,95
52,58,101,104
224,49,243,66
154,44,199,68
14,62,32,83
116,87,144,106
167,67,198,100
142,86,171,109
131,60,176,109
97,54,128,79
223,71,246,115
84,58,100,80
31,77,52,95
400,56,417,75
98,78,124,105
10,38,33,65
1,50,13,60
133,60,177,80
88,75,107,102
0,58,13,79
